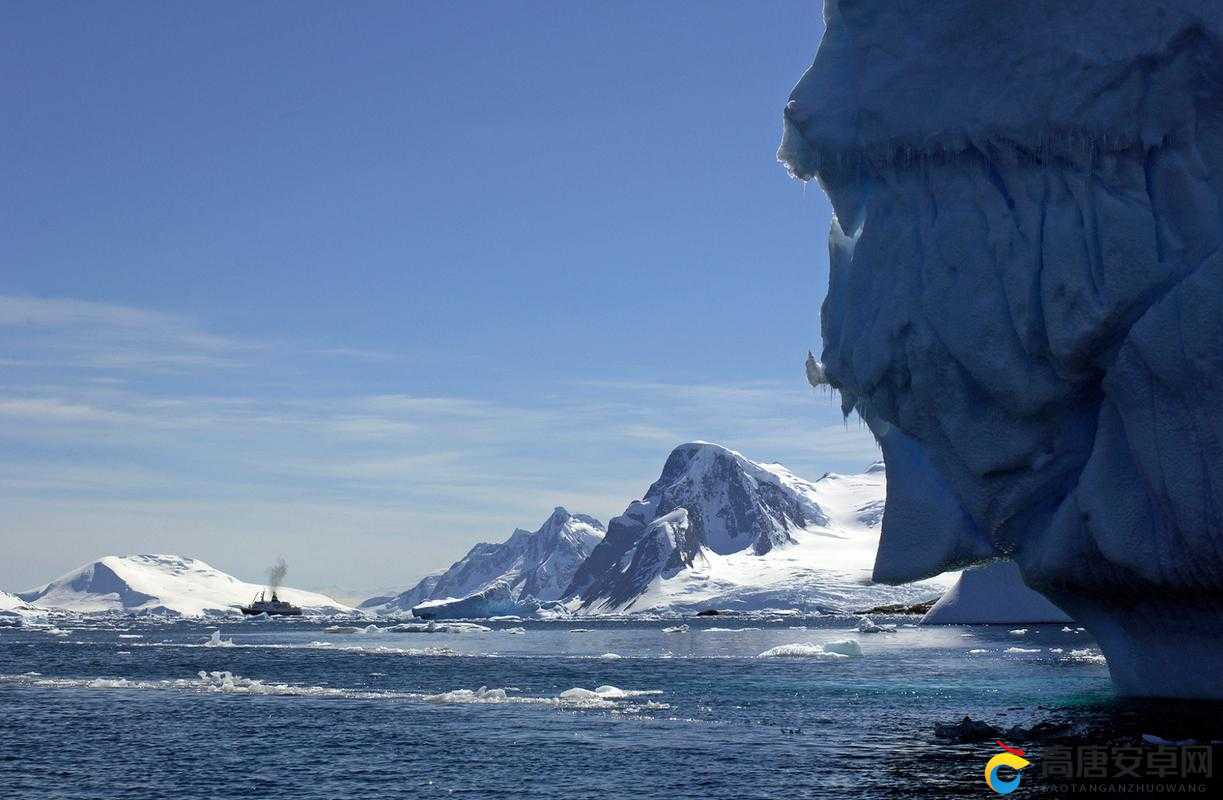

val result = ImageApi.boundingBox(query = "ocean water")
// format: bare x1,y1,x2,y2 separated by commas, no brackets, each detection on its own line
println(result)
2,616,1219,799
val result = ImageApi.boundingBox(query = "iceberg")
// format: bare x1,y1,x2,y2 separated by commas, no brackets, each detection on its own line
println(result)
921,563,1070,625
780,0,1223,697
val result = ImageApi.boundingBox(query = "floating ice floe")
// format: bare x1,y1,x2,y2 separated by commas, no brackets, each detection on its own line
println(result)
426,686,509,704
758,639,862,659
1063,649,1107,664
856,616,896,633
503,627,526,635
661,624,689,634
383,622,491,634
1009,629,1029,636
204,630,234,648
968,649,989,654
1004,647,1041,654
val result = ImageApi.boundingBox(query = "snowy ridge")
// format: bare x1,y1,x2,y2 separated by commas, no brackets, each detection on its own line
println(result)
564,444,950,613
17,555,352,616
366,508,604,615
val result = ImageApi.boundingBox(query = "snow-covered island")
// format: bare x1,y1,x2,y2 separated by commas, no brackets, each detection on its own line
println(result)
361,507,605,618
367,443,968,618
13,554,352,616
562,442,949,613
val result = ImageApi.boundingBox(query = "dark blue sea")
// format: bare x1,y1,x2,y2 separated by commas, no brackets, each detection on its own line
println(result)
2,616,1220,799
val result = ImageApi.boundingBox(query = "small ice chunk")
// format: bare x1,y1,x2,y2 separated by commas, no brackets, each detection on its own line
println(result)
856,616,896,633
425,686,509,704
558,687,610,704
503,626,526,635
1009,629,1029,635
1065,649,1107,664
758,639,862,659
204,630,234,647
823,639,863,657
1004,647,1041,653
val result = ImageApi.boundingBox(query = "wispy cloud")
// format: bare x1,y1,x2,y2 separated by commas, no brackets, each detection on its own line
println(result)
0,294,252,373
0,294,401,375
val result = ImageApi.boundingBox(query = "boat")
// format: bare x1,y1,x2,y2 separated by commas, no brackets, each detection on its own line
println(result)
239,590,303,616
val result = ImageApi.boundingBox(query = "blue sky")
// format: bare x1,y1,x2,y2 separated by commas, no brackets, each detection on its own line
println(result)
1,2,872,598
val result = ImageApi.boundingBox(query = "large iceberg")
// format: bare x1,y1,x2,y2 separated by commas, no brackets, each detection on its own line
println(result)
781,1,1223,697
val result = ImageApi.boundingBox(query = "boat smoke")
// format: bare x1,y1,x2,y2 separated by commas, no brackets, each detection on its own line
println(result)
267,558,288,593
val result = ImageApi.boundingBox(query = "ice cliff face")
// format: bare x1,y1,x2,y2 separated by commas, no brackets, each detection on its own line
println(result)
564,443,949,612
367,507,605,614
781,0,1223,697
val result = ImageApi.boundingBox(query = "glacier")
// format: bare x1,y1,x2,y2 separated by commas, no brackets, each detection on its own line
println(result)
16,554,352,616
563,442,951,613
780,0,1223,697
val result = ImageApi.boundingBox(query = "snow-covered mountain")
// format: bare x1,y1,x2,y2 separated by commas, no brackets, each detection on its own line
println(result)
17,554,352,616
364,507,604,615
563,442,951,613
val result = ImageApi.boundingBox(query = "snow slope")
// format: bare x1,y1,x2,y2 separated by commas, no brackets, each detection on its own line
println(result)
564,443,950,613
779,1,1223,696
921,562,1070,625
366,507,604,616
0,591,45,620
18,555,352,616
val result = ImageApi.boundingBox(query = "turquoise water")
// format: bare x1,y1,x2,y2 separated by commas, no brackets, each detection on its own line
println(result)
1,616,1214,798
